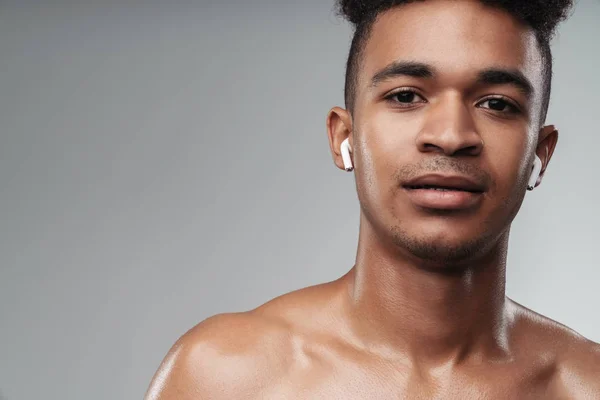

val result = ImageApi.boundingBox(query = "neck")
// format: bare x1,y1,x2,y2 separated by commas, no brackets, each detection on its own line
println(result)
343,213,511,368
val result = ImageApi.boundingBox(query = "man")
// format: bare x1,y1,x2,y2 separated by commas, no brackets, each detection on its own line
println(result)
145,0,600,398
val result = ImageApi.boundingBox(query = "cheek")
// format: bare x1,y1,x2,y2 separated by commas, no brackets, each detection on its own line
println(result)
353,113,421,215
353,135,384,208
484,132,531,197
354,116,409,186
356,110,419,169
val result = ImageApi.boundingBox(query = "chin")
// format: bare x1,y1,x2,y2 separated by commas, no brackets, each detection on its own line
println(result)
389,223,494,266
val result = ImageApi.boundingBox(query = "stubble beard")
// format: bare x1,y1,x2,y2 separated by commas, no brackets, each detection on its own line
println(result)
389,221,496,266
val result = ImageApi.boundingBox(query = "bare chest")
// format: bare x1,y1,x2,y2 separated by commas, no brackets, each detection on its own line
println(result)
253,359,560,400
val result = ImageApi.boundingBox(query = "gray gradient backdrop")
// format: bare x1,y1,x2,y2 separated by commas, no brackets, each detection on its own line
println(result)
1,1,599,399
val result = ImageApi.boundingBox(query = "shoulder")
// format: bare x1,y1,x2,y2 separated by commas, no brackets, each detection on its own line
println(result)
556,336,600,398
144,311,295,400
508,300,600,397
144,278,349,399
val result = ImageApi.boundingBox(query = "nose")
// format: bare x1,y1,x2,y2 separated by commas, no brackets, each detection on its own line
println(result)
415,95,483,157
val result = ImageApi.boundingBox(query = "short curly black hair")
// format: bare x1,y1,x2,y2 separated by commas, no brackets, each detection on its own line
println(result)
337,0,574,125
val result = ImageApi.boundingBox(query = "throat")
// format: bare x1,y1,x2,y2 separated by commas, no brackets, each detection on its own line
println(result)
344,262,509,365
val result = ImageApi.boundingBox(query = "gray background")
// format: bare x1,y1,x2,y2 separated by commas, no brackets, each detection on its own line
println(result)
0,1,599,399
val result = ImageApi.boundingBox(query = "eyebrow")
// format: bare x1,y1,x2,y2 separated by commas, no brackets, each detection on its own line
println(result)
370,61,534,99
370,61,435,86
477,68,533,99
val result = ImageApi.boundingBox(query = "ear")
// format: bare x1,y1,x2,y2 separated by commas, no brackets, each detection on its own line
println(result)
533,124,559,188
326,107,353,171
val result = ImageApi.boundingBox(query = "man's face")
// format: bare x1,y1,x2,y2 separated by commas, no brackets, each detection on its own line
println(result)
346,0,553,264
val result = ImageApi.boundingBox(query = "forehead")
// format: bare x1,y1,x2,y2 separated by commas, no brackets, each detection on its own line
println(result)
360,0,543,96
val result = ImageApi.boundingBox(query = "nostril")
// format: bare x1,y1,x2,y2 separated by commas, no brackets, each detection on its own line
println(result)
460,144,483,156
422,143,442,151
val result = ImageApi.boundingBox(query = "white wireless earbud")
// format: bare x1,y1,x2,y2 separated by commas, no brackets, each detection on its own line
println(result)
527,155,543,191
340,137,353,171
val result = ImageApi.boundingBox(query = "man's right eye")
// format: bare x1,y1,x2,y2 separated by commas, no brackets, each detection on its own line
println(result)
385,90,426,106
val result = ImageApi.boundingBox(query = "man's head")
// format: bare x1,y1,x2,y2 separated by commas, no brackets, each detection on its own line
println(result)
326,0,572,266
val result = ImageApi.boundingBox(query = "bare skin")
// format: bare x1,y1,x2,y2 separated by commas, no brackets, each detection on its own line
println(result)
146,1,600,399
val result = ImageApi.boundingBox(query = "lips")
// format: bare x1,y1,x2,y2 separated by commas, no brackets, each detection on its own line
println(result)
402,174,487,210
403,175,486,192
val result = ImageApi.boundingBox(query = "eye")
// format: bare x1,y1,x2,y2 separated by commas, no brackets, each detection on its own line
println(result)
385,89,426,107
478,97,520,114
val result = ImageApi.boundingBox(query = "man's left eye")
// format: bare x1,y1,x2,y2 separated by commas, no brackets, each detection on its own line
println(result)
479,98,518,113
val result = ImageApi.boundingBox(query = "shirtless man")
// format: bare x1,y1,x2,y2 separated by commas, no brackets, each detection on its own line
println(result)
145,0,600,398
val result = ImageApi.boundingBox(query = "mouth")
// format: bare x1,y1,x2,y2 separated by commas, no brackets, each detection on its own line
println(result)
402,175,487,210
403,184,483,194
